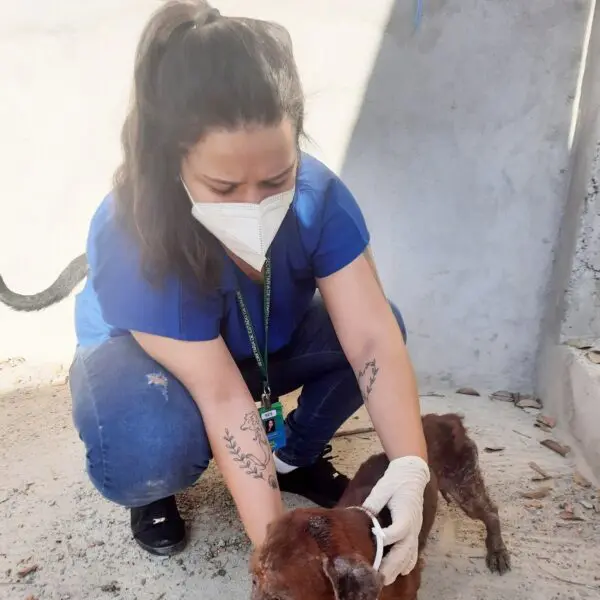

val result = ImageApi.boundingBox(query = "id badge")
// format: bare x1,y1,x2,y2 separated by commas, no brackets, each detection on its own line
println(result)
259,401,286,451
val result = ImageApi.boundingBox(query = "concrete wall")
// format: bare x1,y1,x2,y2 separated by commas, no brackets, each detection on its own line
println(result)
0,1,595,400
536,2,600,482
562,143,600,338
340,0,591,392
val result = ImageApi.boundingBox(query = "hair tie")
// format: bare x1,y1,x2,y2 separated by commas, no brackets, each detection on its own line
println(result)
204,8,221,26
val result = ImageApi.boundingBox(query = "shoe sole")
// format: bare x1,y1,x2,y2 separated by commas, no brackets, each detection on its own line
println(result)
134,536,187,557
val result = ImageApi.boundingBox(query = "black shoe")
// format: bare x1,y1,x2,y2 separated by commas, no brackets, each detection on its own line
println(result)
130,496,187,556
276,444,350,508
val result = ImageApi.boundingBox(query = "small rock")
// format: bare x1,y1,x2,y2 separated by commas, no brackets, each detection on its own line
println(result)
585,350,600,364
456,387,480,397
560,503,586,521
100,581,120,593
524,500,544,509
573,471,592,488
565,337,595,350
536,415,557,429
490,390,515,402
17,564,38,578
540,439,570,457
516,396,542,410
520,485,552,500
579,500,594,510
484,446,505,453
528,462,552,481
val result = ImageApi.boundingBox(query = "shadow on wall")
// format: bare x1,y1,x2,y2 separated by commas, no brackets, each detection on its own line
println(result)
338,0,588,392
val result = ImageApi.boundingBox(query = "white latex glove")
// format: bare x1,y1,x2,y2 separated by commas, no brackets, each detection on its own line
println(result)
361,455,430,585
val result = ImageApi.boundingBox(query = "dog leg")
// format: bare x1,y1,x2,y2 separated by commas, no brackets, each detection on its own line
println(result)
440,490,452,505
389,558,422,600
442,466,511,575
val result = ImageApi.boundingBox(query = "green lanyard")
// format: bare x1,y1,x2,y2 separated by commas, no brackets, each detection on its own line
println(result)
235,251,272,410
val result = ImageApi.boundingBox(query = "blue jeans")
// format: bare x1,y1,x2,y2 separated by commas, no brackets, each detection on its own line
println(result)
69,294,407,508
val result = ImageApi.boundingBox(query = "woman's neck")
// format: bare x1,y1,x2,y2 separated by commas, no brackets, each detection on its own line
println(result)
227,250,264,283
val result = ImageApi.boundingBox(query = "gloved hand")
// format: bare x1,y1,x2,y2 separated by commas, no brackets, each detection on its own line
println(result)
361,455,430,585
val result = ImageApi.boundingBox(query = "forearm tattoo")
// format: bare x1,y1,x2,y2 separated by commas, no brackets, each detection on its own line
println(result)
223,410,279,490
357,357,379,403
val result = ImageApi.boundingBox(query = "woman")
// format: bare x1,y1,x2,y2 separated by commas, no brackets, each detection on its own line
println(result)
69,0,429,586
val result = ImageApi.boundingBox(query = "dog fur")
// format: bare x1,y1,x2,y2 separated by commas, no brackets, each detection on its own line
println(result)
250,412,510,600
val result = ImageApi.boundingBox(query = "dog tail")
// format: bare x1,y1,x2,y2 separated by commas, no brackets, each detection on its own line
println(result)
0,253,88,312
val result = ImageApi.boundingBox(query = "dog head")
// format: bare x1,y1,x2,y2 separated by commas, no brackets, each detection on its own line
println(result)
421,412,478,470
250,507,384,600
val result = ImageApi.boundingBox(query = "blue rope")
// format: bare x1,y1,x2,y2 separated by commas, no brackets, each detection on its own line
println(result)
414,0,423,30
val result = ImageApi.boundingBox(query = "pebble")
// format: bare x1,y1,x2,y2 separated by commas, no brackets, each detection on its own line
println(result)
100,581,120,593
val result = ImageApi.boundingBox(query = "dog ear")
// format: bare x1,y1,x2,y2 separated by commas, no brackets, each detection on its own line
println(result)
322,555,384,600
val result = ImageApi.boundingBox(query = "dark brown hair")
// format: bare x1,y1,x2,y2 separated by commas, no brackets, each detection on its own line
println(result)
113,0,305,291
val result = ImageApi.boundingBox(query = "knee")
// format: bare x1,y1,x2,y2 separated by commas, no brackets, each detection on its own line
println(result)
69,339,212,507
388,300,408,343
95,451,209,509
79,410,211,507
89,424,211,508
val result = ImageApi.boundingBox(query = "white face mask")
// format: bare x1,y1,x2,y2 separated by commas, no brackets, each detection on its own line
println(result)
180,177,295,272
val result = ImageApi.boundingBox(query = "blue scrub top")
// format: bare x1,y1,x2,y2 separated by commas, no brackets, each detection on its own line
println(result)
74,152,371,361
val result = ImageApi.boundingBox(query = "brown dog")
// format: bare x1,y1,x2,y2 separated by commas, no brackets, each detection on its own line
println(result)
250,412,510,600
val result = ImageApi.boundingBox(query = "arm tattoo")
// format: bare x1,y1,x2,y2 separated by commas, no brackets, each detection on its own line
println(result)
357,358,379,403
223,410,279,490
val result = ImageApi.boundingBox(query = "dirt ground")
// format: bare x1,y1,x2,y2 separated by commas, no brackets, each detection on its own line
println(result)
1,361,600,600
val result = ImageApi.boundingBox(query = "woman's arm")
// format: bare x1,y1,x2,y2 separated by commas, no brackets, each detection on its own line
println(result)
316,246,427,462
131,331,283,547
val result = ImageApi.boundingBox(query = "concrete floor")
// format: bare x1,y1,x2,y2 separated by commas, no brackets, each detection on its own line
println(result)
2,382,599,600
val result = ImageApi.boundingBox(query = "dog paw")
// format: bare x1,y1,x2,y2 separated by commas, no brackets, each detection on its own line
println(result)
486,547,511,575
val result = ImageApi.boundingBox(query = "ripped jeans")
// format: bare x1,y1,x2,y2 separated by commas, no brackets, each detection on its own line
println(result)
69,295,406,508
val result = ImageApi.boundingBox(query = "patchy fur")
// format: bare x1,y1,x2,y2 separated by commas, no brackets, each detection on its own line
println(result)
250,412,510,600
